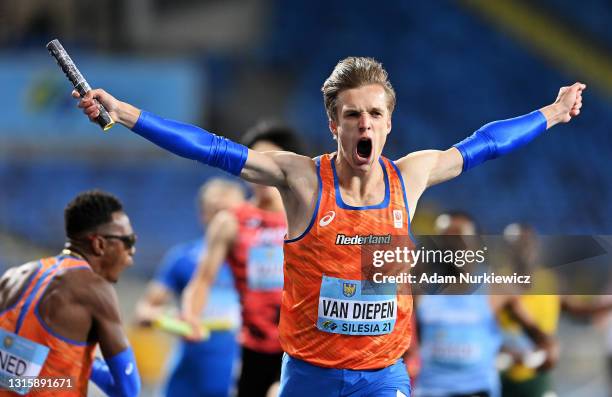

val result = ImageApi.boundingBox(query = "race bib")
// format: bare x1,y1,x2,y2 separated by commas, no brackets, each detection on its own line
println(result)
246,246,284,290
203,288,241,329
317,276,397,336
0,328,49,395
428,329,483,366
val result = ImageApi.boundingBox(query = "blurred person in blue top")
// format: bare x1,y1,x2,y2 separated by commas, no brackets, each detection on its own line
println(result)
413,212,553,397
135,178,245,397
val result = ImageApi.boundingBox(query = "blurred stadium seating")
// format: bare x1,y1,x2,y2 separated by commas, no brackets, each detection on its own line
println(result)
2,0,610,276
0,158,228,275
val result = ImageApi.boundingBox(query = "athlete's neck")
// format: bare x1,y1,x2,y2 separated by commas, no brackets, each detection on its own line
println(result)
62,243,89,260
334,154,385,205
63,242,97,270
61,248,85,260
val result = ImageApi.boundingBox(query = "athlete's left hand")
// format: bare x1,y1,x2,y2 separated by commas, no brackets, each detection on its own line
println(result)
553,82,586,123
536,335,560,372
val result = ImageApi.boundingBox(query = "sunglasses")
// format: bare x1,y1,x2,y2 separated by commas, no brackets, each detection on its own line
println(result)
99,234,137,250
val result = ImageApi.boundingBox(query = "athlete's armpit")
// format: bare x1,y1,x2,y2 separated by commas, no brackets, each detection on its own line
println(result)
241,150,318,239
80,275,129,358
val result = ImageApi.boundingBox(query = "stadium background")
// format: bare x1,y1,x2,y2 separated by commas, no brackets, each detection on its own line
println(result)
0,0,611,395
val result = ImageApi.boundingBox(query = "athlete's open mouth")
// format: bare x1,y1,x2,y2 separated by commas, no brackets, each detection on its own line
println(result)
356,138,372,159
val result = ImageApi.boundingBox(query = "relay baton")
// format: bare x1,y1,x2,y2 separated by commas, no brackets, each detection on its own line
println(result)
153,314,234,340
46,39,114,131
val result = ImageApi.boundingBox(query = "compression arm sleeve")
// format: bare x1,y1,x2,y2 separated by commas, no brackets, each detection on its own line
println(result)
90,347,141,397
132,110,248,176
453,110,547,172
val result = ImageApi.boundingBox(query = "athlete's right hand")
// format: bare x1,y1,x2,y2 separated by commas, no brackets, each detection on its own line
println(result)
73,89,141,129
73,88,119,120
134,306,165,328
181,314,206,342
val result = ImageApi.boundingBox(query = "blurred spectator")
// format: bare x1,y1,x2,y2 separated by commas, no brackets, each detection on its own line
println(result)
135,178,245,397
499,223,612,396
182,122,305,397
413,213,553,397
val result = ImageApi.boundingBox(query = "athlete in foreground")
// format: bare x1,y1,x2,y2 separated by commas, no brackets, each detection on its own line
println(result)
74,57,585,396
0,190,141,396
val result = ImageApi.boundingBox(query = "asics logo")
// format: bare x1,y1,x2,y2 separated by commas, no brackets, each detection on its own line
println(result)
125,363,134,375
319,211,336,227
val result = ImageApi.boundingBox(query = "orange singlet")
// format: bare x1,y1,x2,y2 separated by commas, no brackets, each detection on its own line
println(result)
280,154,415,370
0,255,96,396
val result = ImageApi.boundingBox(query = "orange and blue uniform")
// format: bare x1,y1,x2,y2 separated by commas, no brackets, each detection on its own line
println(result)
279,154,414,396
0,255,96,396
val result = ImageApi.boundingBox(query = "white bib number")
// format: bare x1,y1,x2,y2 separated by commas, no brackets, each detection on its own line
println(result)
247,246,284,290
317,276,397,336
0,328,49,395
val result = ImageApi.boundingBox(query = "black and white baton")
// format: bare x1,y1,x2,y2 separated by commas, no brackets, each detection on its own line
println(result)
46,39,114,131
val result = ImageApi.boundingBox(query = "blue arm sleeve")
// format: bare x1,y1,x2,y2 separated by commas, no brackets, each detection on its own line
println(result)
90,347,141,397
132,110,248,176
453,110,547,172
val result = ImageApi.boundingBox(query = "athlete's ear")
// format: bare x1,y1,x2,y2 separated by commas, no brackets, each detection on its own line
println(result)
90,234,105,256
329,119,339,141
386,117,392,135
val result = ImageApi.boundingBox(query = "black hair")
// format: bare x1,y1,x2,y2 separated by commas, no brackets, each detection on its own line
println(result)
64,190,123,238
241,120,306,155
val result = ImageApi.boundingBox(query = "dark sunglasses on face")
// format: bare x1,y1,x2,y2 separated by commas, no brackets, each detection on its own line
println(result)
100,234,137,250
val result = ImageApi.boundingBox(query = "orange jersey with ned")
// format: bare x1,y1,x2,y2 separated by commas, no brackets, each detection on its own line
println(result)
280,154,414,369
0,255,96,396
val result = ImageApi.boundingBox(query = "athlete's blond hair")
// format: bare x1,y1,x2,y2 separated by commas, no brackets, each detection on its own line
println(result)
322,56,396,122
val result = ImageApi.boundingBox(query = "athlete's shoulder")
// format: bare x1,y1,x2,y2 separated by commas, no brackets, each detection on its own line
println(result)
393,150,437,167
0,260,39,285
164,239,202,261
64,269,118,311
279,151,317,171
316,153,334,166
282,153,319,187
0,261,41,312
